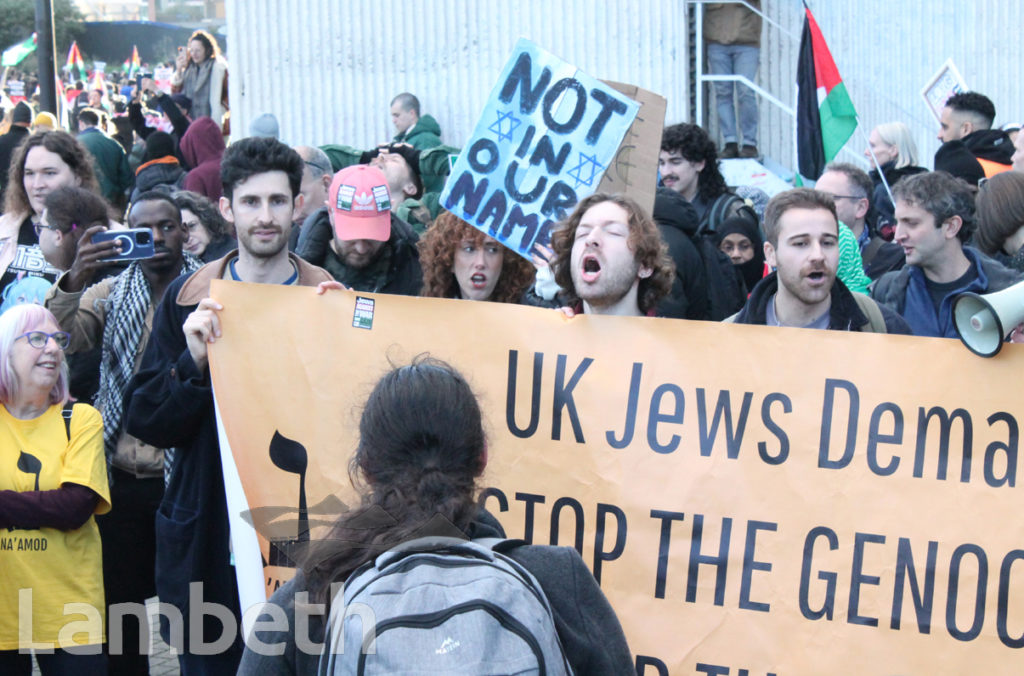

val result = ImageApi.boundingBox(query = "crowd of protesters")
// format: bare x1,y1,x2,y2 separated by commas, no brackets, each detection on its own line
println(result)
0,19,1023,676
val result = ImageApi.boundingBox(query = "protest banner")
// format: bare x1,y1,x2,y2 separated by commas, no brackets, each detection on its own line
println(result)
153,66,173,94
210,280,1024,674
596,81,666,216
440,39,639,260
921,58,968,123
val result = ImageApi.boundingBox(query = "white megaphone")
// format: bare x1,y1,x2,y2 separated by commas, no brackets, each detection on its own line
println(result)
952,279,1024,357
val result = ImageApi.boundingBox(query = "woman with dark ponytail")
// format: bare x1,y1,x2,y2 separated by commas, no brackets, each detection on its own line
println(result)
238,357,634,675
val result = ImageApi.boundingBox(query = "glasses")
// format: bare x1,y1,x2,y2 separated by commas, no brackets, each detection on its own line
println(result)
17,331,71,350
33,223,60,238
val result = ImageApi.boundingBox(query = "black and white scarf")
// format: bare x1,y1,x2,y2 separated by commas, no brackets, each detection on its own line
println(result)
95,254,202,462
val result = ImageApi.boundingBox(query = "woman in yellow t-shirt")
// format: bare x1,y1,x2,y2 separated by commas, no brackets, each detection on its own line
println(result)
0,304,110,675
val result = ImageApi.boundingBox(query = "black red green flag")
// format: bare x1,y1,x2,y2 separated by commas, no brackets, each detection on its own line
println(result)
796,3,857,179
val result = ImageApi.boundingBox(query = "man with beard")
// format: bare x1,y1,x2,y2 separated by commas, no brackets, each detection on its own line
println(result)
45,192,203,675
550,193,675,317
729,188,910,333
122,137,332,675
298,164,422,295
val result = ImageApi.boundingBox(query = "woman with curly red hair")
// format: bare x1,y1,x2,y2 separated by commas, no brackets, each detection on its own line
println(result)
418,210,535,303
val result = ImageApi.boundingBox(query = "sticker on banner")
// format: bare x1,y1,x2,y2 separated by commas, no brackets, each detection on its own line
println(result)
352,296,375,329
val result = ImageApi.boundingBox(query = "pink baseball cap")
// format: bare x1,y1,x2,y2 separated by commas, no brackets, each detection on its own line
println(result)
327,165,392,242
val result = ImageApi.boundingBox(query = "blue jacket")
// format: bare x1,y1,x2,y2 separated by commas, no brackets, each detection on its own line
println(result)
872,247,1022,338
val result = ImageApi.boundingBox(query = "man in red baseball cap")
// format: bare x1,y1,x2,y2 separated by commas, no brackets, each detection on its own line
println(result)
312,164,422,295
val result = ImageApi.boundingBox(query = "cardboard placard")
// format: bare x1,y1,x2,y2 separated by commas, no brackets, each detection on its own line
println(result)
440,39,639,260
596,81,667,216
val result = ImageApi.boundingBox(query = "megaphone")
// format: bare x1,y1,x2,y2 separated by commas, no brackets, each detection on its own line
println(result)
952,279,1024,357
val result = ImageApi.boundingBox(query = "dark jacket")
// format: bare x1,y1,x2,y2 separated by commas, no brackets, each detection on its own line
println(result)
180,116,225,202
128,92,191,147
652,188,709,320
295,206,423,296
78,126,133,203
962,129,1014,167
0,125,29,195
129,156,186,203
123,251,332,664
393,113,442,150
730,271,912,334
871,246,1022,338
236,510,634,675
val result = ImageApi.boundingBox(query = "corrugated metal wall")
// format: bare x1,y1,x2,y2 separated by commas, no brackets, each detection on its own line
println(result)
226,1,1024,175
759,0,1024,172
226,0,689,149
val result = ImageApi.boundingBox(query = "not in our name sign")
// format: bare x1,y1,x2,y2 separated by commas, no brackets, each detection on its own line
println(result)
440,39,640,260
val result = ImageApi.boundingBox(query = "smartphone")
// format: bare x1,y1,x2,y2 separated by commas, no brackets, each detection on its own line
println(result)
93,229,155,262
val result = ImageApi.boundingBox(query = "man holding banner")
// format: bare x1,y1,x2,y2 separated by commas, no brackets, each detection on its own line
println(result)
124,137,332,675
727,188,910,333
550,193,674,317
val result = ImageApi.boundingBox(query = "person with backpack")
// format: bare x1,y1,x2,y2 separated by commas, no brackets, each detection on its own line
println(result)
658,122,758,234
727,188,911,334
0,304,110,674
237,357,634,675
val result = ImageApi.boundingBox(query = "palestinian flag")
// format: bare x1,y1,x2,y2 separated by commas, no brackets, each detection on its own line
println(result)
123,45,140,78
1,34,36,68
796,3,857,180
65,41,85,80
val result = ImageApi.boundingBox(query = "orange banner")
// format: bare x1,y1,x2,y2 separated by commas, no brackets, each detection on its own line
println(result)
209,280,1024,674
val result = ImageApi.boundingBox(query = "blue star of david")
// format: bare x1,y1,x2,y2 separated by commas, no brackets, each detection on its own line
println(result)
566,153,605,189
488,110,521,143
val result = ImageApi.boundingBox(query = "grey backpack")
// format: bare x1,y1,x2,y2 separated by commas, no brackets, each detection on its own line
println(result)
318,536,573,676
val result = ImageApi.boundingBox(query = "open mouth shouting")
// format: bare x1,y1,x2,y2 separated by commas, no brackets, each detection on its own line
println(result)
805,269,829,286
580,254,602,283
469,272,488,290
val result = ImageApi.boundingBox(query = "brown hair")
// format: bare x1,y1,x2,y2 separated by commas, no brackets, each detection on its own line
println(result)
188,29,221,60
3,131,99,217
43,185,111,233
550,193,674,314
418,210,535,303
763,188,838,246
975,171,1024,255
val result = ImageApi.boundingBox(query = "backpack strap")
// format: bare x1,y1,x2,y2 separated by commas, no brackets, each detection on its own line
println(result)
852,293,888,333
861,235,887,265
61,402,75,441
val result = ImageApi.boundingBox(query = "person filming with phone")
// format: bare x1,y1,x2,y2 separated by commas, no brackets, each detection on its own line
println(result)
43,192,203,674
171,30,228,129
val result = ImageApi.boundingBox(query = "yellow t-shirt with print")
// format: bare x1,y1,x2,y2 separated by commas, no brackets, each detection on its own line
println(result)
0,403,111,650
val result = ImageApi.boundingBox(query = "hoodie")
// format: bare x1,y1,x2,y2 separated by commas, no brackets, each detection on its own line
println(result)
393,114,442,150
179,117,225,202
961,129,1014,177
652,187,709,320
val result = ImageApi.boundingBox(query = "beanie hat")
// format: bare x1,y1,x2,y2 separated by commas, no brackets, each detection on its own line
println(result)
12,102,32,125
143,131,177,162
32,111,57,129
249,113,280,140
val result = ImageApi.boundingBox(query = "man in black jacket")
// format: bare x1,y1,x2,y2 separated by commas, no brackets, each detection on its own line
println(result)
124,137,332,675
729,188,911,334
296,164,422,295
